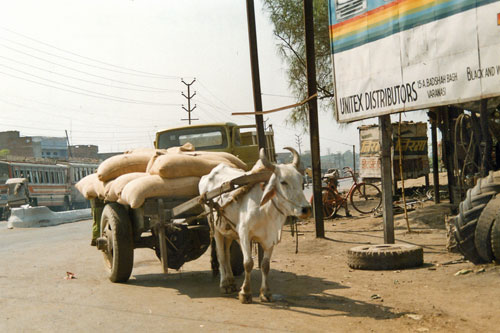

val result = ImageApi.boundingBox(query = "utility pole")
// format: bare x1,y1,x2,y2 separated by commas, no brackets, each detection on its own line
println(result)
304,0,324,238
295,134,302,155
181,78,198,125
246,0,267,151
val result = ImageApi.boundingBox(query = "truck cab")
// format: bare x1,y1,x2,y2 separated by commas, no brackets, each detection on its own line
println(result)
155,122,276,169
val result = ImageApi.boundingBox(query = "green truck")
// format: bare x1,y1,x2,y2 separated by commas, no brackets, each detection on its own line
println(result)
154,122,276,168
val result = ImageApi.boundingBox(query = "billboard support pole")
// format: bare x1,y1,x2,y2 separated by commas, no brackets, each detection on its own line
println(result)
430,109,440,204
304,0,324,238
379,115,394,244
480,98,492,177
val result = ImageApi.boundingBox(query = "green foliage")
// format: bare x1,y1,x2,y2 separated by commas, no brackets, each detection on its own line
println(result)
0,149,10,157
262,0,334,130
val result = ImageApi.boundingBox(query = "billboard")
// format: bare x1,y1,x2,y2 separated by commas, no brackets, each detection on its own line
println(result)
329,0,500,123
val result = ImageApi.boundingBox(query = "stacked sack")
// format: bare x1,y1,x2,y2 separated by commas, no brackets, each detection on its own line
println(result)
75,143,247,209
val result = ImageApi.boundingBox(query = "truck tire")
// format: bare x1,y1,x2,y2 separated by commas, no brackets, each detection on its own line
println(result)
347,244,423,270
474,195,500,262
491,216,500,264
100,203,134,283
453,171,500,264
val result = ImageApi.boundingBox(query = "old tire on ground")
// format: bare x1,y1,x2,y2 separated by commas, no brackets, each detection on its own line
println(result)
230,241,244,276
453,170,500,264
474,195,500,262
100,203,134,283
347,244,423,270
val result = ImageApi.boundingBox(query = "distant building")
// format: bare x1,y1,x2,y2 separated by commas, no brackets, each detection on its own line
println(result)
32,136,68,159
0,131,41,158
70,145,99,160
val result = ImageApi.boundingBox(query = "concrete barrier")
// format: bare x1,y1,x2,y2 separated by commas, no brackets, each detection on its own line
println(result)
7,206,92,229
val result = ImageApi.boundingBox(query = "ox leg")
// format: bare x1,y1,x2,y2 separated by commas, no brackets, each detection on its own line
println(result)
214,231,236,294
259,246,274,302
238,236,253,304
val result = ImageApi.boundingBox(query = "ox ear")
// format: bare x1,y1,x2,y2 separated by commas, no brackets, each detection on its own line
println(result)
260,173,277,206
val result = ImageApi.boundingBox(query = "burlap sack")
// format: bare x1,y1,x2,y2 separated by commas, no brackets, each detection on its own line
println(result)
123,148,169,155
148,154,237,179
75,173,106,200
97,153,152,182
182,151,247,170
166,142,195,154
104,172,148,202
119,175,200,208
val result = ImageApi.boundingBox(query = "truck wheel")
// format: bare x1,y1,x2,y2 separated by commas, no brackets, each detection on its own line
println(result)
491,216,500,264
453,171,500,264
100,203,134,283
474,195,500,262
347,244,423,270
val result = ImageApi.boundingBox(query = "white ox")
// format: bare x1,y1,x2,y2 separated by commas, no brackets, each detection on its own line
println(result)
199,147,311,303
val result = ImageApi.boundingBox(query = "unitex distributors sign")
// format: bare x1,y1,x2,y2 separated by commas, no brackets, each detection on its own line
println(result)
328,0,500,123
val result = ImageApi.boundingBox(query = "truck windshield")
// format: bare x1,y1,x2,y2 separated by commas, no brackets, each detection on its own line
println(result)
157,126,228,150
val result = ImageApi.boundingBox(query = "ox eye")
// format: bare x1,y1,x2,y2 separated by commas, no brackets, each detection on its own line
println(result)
280,181,288,186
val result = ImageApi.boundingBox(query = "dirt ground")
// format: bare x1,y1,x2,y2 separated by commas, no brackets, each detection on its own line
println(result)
268,201,500,332
2,196,499,332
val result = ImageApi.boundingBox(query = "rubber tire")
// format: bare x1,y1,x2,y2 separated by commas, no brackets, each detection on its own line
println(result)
347,244,423,270
474,195,500,262
491,217,500,264
350,183,382,214
230,241,244,276
100,203,134,283
453,170,500,264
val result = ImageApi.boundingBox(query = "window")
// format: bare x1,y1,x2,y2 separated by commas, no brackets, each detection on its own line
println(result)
50,171,55,183
157,126,228,150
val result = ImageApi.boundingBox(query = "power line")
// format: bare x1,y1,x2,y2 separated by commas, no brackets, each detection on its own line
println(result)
0,55,178,93
0,66,181,106
0,43,178,91
0,31,182,79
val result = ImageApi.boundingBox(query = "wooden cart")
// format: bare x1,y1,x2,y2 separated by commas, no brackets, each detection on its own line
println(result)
95,171,272,283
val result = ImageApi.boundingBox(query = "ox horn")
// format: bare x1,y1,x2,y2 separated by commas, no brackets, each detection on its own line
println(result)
259,148,275,171
284,146,300,169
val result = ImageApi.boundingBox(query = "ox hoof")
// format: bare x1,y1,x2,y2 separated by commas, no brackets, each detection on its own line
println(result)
220,284,238,294
238,292,252,304
259,293,273,303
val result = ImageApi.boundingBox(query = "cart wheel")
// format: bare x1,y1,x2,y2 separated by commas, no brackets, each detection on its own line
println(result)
230,241,244,276
100,203,134,283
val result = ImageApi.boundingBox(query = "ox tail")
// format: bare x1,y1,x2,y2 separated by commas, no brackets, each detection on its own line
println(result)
210,238,220,277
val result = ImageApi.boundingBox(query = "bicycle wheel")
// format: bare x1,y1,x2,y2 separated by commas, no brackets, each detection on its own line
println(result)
350,183,382,214
321,187,340,218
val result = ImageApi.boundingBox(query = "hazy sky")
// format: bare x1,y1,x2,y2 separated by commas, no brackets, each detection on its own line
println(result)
0,0,425,154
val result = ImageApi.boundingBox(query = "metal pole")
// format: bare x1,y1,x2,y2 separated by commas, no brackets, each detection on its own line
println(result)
246,0,266,151
480,98,492,177
65,130,72,158
379,115,394,244
303,0,323,238
430,110,440,203
353,145,356,174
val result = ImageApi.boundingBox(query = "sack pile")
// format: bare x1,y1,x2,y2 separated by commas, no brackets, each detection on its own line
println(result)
75,143,247,209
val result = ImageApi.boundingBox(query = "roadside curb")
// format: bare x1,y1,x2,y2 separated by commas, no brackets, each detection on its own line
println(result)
7,206,91,228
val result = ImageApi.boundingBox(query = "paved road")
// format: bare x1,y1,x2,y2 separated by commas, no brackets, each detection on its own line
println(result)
0,220,319,332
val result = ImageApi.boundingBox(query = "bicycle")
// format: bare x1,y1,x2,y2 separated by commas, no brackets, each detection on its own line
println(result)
311,167,382,219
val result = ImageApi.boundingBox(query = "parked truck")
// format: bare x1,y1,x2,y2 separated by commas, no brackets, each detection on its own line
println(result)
154,122,276,168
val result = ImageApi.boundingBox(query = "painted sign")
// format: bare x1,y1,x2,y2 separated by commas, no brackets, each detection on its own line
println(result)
329,0,500,123
359,122,430,180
